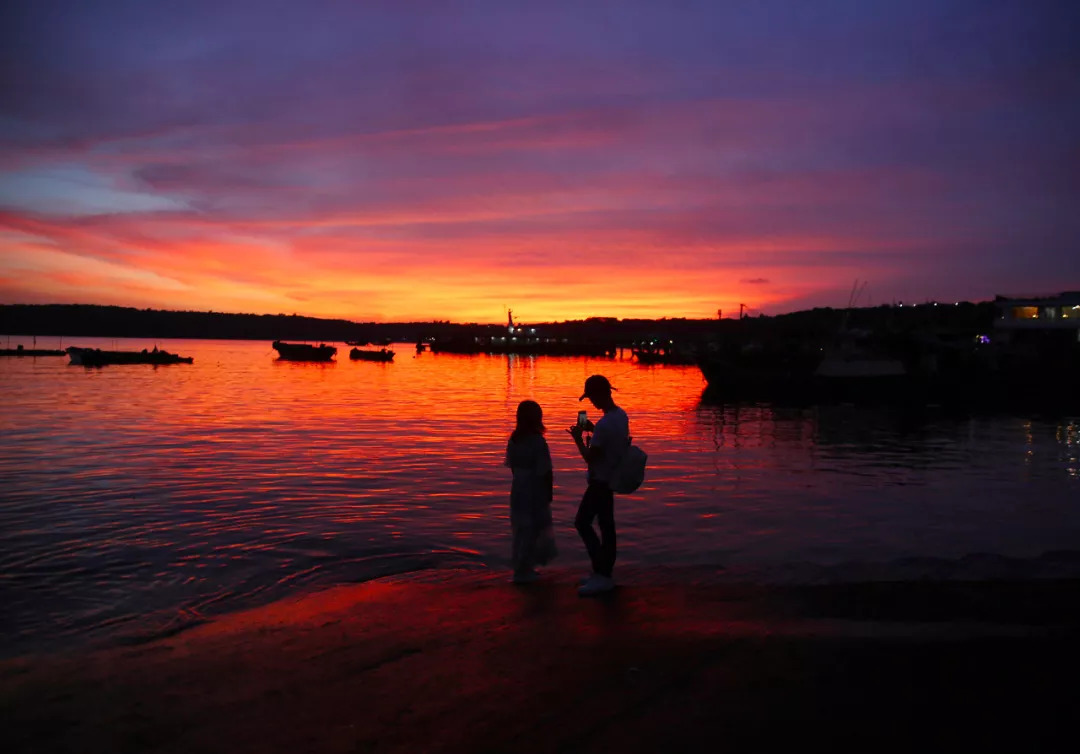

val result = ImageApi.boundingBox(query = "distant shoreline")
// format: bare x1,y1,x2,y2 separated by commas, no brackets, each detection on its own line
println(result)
1,301,997,345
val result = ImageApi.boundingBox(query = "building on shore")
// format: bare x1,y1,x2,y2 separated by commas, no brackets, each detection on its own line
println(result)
993,292,1080,345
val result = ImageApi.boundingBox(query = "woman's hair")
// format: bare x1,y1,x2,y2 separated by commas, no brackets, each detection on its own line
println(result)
510,399,545,442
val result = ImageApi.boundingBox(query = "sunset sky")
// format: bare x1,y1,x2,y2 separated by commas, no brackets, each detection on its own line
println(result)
1,0,1077,323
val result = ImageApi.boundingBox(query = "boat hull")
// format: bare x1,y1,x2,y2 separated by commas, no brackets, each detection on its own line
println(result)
350,348,395,362
699,349,1080,411
271,341,337,361
66,347,193,366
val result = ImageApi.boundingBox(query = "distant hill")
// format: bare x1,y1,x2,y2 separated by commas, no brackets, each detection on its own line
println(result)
0,304,372,341
0,304,491,343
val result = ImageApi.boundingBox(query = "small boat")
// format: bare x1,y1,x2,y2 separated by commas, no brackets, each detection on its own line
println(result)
67,346,193,366
272,340,337,361
810,349,912,403
350,347,395,362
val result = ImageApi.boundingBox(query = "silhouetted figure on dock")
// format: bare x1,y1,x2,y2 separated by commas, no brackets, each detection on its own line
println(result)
505,400,557,584
569,375,628,596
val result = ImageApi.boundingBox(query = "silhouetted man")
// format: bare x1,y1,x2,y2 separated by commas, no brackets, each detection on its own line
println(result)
569,374,628,596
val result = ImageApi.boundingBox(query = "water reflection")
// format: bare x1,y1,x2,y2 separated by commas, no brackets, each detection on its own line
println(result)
695,400,1080,478
694,403,816,451
0,339,1078,656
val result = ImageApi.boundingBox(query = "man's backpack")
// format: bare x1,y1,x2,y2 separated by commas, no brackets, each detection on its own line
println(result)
610,440,647,494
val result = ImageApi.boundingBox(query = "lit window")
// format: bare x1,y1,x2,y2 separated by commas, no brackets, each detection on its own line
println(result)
1012,306,1039,320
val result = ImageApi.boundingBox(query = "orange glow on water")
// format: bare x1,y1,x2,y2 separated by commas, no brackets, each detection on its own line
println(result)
3,338,1078,656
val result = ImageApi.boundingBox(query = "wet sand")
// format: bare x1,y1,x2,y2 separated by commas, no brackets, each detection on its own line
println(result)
4,569,1078,753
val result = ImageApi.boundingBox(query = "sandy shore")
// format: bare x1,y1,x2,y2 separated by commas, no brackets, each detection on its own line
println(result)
4,568,1079,753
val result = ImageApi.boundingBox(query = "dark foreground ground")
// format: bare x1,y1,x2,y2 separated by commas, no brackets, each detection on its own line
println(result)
3,570,1078,754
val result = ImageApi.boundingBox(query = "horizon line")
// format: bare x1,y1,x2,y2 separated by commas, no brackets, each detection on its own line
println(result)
1,298,1003,327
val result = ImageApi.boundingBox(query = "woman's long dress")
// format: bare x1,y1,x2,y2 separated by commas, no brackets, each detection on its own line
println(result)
505,434,557,571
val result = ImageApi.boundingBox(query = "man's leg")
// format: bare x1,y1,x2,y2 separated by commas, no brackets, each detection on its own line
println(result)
575,485,602,574
594,485,616,578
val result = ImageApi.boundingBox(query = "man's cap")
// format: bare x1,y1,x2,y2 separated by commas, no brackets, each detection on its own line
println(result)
579,374,616,401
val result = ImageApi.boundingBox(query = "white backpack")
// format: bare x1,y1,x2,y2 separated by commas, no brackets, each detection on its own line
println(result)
610,440,647,494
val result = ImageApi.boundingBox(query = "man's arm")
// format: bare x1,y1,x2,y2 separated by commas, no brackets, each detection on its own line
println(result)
568,424,605,464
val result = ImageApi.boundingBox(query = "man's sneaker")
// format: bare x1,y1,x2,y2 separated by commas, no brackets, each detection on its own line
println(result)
511,570,540,585
578,574,615,597
579,573,596,586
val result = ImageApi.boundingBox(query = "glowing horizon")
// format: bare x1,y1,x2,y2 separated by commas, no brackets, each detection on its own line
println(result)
1,1,1077,322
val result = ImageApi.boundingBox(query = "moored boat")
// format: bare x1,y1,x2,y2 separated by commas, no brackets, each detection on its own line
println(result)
272,340,337,361
809,349,918,403
350,347,395,362
67,346,194,366
698,333,998,407
697,334,925,405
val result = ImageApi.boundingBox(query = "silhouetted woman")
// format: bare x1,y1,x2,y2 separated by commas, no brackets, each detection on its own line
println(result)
505,400,557,583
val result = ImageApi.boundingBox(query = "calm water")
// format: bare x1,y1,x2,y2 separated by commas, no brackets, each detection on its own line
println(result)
2,337,1079,655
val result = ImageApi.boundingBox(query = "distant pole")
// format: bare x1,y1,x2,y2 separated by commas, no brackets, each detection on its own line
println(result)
739,303,746,320
717,308,722,319
847,278,859,309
